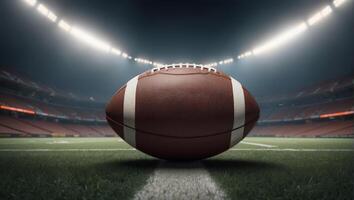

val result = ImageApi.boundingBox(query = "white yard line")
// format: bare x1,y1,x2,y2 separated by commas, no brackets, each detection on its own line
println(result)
133,161,227,200
46,138,124,144
0,148,353,152
240,141,276,148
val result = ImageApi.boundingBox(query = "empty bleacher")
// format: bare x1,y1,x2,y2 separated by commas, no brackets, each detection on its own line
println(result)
0,116,51,136
1,67,353,138
261,97,354,122
251,120,353,137
0,116,116,137
0,124,25,136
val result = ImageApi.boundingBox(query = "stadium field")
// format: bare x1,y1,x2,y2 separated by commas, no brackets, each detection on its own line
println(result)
0,137,353,200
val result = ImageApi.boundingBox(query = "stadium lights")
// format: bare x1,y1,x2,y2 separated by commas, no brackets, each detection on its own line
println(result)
307,6,332,26
23,0,36,7
238,51,253,59
37,4,57,22
47,12,57,22
204,62,218,68
219,58,234,65
70,27,111,52
122,52,129,58
153,62,164,67
58,20,72,32
58,19,131,59
135,58,153,65
110,48,122,56
252,23,308,55
333,0,348,7
20,0,349,66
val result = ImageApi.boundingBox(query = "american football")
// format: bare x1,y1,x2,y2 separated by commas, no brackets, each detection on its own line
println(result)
106,65,259,159
0,0,353,199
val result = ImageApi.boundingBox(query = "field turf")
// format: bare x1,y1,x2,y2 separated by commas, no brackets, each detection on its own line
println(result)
0,137,353,200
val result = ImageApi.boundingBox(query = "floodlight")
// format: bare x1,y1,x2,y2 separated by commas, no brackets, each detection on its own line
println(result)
58,20,71,32
153,62,163,67
308,6,332,26
244,51,252,57
238,51,252,59
135,57,153,64
224,58,234,64
252,23,307,55
37,4,48,16
23,0,36,7
205,62,217,67
122,53,128,58
36,4,57,23
70,27,111,52
321,6,332,16
333,0,347,7
111,48,122,56
47,12,57,22
19,0,348,66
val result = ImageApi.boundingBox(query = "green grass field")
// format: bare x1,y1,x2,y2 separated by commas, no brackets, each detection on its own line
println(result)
0,137,353,200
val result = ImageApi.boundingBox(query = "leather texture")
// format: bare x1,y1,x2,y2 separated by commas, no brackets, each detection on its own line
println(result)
106,67,259,159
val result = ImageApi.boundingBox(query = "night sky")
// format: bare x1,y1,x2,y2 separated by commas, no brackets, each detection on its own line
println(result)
0,0,353,101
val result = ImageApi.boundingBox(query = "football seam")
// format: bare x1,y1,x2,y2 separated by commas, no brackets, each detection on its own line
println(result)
106,115,259,139
140,69,230,80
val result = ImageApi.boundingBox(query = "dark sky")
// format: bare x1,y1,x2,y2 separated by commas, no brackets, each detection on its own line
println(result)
0,0,353,101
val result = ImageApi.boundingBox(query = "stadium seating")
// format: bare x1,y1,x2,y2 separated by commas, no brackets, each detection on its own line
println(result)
0,123,24,136
0,67,353,138
251,120,353,137
261,97,354,122
0,116,116,137
0,116,51,136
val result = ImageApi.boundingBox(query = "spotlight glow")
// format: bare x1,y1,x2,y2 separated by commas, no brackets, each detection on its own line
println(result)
153,62,164,67
110,48,122,56
20,0,349,66
333,0,347,7
37,4,57,22
37,4,49,16
238,51,253,59
70,27,111,52
204,62,218,68
219,58,234,65
122,53,128,58
23,0,36,7
58,20,71,32
47,12,57,22
308,6,332,26
252,23,308,55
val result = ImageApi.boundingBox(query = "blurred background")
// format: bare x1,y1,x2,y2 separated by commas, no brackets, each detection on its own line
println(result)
0,0,353,138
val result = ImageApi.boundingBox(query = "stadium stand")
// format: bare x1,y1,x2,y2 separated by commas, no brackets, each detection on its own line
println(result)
0,67,353,137
0,115,50,136
253,75,353,137
0,67,112,137
251,121,353,137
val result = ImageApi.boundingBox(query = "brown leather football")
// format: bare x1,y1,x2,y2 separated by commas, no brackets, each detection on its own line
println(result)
106,64,259,160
